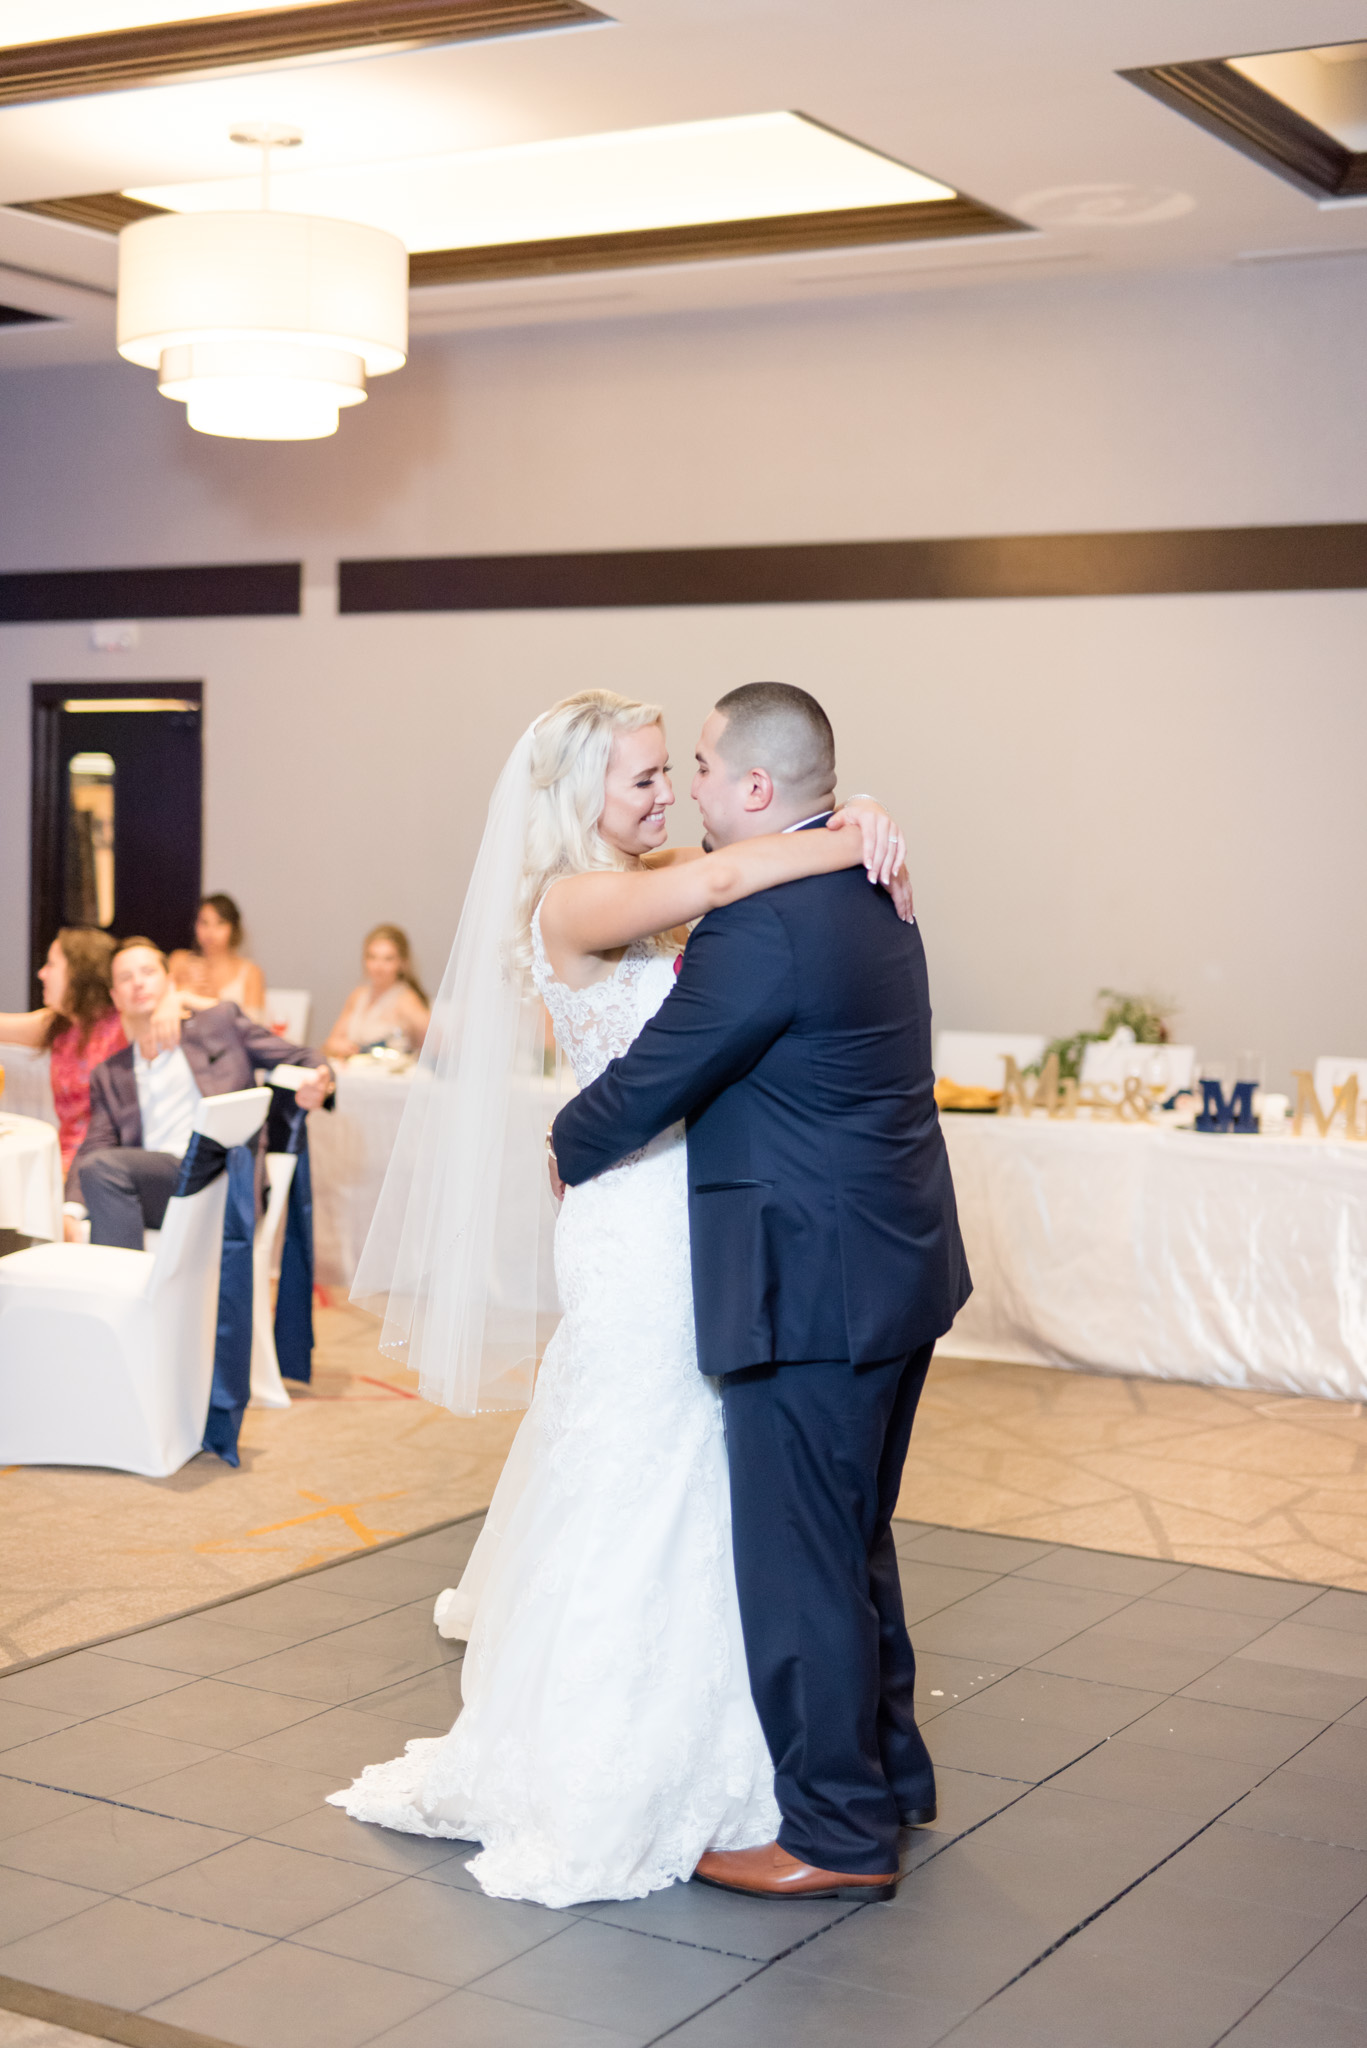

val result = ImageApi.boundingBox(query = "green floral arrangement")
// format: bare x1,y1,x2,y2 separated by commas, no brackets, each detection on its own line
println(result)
1032,988,1175,1084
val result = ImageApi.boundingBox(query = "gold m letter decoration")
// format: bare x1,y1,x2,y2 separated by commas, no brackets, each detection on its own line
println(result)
1291,1071,1363,1139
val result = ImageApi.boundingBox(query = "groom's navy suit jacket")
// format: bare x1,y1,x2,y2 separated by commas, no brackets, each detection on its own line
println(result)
551,855,970,1375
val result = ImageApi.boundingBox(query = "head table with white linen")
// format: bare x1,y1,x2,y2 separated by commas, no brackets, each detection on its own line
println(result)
939,1113,1367,1400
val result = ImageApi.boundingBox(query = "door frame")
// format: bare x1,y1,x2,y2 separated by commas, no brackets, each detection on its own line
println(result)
29,679,203,1002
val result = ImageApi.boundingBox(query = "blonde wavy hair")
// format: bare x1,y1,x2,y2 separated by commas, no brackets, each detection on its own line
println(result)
513,688,664,966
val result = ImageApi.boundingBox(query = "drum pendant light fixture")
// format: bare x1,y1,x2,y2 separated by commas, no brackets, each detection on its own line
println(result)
116,126,408,441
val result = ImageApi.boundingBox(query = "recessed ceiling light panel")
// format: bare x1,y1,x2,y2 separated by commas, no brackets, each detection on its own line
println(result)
127,112,958,252
1123,42,1367,200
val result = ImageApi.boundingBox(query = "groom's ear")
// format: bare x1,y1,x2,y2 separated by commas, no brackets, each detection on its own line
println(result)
742,766,775,813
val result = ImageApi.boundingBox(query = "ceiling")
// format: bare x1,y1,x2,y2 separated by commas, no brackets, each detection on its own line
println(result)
3,0,1367,370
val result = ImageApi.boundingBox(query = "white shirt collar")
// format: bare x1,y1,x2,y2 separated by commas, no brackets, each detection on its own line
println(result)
783,811,834,833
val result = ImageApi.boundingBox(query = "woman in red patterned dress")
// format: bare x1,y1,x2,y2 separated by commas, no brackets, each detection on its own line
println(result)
1,930,183,1226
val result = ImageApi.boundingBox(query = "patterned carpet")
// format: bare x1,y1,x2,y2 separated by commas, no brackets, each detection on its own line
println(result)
0,1303,519,1669
907,1359,1367,1592
5,1308,1367,1672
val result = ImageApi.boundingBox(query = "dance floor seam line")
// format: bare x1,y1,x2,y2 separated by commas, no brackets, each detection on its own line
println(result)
959,1783,1295,2018
1202,1898,1367,2048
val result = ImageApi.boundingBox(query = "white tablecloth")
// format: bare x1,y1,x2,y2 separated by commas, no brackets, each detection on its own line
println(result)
308,1064,415,1289
939,1113,1367,1399
0,1044,56,1128
0,1113,63,1242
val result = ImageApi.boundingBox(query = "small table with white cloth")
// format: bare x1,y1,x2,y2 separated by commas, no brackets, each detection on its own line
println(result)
0,1044,56,1128
938,1113,1367,1399
307,1061,416,1290
0,1113,64,1244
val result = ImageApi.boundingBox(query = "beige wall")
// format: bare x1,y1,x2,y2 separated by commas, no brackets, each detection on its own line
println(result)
2,258,1365,1079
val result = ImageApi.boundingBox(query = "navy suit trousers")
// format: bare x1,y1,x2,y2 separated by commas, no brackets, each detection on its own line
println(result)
720,1343,936,1875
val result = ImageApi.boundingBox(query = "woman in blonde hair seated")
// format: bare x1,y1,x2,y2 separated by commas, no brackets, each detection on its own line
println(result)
323,925,430,1059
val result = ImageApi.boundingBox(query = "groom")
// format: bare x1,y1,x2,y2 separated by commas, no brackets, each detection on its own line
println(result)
552,681,969,1900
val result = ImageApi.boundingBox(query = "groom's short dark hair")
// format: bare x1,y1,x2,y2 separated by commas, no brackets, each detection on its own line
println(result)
714,682,836,803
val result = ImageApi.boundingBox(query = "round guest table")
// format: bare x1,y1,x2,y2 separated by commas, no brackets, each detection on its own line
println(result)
307,1058,577,1295
938,1114,1367,1400
0,1113,64,1244
0,1045,56,1127
308,1063,414,1290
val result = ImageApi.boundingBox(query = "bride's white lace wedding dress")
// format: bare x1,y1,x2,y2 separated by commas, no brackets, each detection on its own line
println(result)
329,903,780,1908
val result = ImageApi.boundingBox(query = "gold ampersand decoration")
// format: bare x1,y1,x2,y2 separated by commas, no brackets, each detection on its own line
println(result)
997,1056,1157,1122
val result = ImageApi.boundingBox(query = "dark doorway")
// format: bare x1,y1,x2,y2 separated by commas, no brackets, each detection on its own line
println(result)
30,681,202,1001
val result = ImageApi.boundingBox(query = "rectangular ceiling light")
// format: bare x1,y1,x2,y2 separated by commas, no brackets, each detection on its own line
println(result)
0,1,335,42
127,112,958,252
1122,42,1367,200
1228,43,1367,152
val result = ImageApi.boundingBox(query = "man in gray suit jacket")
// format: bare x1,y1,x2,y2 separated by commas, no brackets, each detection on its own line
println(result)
71,936,333,1249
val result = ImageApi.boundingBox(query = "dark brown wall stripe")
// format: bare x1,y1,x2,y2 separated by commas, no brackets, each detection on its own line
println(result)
0,0,603,108
0,563,301,622
339,524,1367,612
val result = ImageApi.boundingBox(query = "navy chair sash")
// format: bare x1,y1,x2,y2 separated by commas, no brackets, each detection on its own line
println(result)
175,1130,256,1467
267,1086,315,1384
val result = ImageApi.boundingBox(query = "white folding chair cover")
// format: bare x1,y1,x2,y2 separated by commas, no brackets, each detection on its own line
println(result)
934,1031,1047,1090
0,1088,269,1475
264,989,311,1044
250,1151,297,1409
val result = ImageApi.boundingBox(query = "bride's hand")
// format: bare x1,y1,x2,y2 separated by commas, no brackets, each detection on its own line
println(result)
888,864,914,923
828,798,906,890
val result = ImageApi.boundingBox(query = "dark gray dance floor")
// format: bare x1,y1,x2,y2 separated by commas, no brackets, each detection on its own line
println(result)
2,1516,1367,2048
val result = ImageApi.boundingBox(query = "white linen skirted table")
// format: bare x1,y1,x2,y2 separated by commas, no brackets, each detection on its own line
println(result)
0,1044,56,1127
0,1113,64,1243
939,1114,1367,1400
307,1063,415,1289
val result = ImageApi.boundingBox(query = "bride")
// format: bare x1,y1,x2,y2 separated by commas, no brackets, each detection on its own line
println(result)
330,689,909,1910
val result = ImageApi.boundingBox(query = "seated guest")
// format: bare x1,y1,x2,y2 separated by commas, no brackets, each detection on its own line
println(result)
169,893,266,1021
0,928,183,1203
323,924,430,1060
72,937,333,1250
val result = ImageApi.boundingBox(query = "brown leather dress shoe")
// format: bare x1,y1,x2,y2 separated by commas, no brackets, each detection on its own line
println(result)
693,1842,898,1903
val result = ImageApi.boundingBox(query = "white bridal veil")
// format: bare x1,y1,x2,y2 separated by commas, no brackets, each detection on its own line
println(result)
351,724,565,1414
